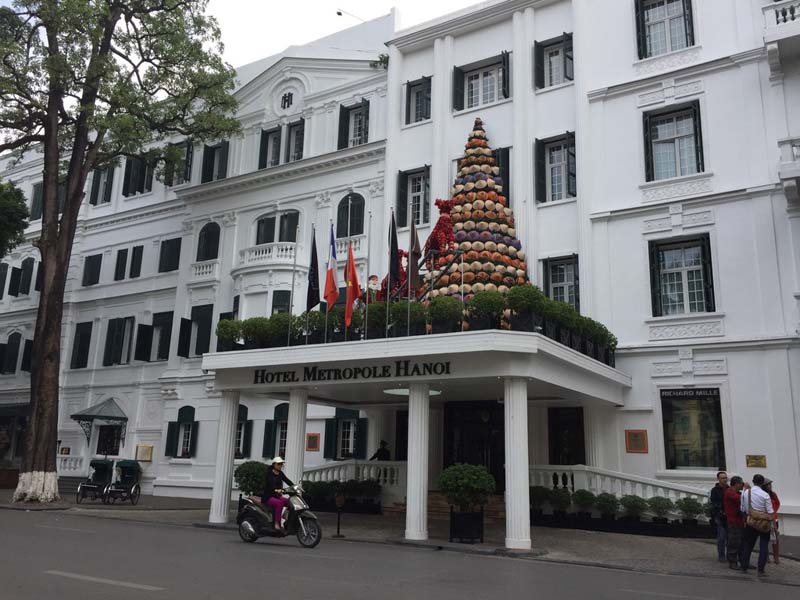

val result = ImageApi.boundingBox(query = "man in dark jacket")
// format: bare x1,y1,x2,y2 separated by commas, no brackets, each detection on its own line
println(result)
709,471,728,562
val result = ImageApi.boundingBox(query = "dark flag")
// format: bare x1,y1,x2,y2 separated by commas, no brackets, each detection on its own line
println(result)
408,217,422,295
389,211,400,287
306,226,320,311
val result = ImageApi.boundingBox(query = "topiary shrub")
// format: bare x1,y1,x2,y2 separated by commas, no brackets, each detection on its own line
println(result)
620,495,648,518
594,492,620,516
390,300,427,336
467,290,505,329
365,301,388,339
647,496,674,519
439,463,496,511
241,317,271,348
675,497,704,520
572,489,596,513
234,461,266,496
216,319,242,343
266,312,301,347
428,296,463,333
530,485,551,510
298,311,325,344
506,284,547,315
549,487,572,512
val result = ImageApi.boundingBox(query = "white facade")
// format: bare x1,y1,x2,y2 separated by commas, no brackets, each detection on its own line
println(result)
1,1,800,539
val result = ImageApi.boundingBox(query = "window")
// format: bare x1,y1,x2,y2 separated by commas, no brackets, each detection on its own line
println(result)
636,0,694,60
337,100,370,149
234,405,253,459
196,222,220,262
96,425,122,456
256,216,276,245
661,388,724,470
644,101,703,182
536,133,575,203
277,421,288,459
338,419,356,459
452,52,510,111
201,141,229,183
271,290,291,315
133,311,173,362
278,210,299,243
89,166,114,205
405,77,431,124
165,406,197,458
158,238,182,273
287,120,304,162
82,254,102,287
648,234,714,316
336,193,366,238
114,249,128,281
534,34,573,89
18,257,34,295
191,304,213,356
30,183,42,220
70,322,93,369
258,128,281,169
102,317,135,366
396,169,430,228
121,156,154,197
165,141,194,186
2,333,21,374
544,256,579,311
129,245,143,279
0,263,7,299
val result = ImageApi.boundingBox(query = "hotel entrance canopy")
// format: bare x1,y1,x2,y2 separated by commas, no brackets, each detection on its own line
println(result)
203,330,631,407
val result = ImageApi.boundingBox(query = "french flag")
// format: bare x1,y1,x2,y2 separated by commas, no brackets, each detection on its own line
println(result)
323,223,339,310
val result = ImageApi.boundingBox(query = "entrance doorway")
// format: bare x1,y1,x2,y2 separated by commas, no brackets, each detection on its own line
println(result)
548,407,586,465
444,402,505,492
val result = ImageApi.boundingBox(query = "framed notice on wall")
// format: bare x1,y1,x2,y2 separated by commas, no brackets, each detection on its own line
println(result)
135,444,154,462
625,430,648,454
306,433,320,452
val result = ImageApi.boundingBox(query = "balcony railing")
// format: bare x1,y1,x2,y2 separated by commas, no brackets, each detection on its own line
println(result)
335,234,366,258
190,259,219,282
238,242,296,267
764,1,800,39
57,456,85,475
778,137,800,204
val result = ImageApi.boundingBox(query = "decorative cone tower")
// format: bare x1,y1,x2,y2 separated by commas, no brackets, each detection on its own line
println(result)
424,118,528,301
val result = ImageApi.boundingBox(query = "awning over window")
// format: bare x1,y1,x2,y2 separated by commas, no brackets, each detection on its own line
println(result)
70,398,128,444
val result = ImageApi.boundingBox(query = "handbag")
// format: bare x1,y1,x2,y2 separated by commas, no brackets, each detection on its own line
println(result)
746,490,772,534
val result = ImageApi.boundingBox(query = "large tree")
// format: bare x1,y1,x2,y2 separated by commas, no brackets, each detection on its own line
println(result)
0,180,30,258
0,0,239,502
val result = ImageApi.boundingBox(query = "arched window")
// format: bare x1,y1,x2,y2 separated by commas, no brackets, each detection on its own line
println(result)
256,215,276,245
3,332,22,374
165,406,198,458
278,210,299,243
336,193,365,238
196,222,220,261
235,405,253,459
19,257,35,295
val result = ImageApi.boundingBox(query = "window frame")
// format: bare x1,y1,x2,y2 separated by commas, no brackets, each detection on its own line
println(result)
82,254,103,287
649,235,714,317
635,0,695,60
543,255,580,312
271,290,291,315
96,424,123,456
336,193,366,238
258,128,281,170
405,77,432,125
286,120,305,163
121,156,155,197
349,107,367,147
157,238,182,273
338,418,357,459
196,222,220,262
452,52,510,111
644,102,704,182
201,140,229,183
536,133,576,203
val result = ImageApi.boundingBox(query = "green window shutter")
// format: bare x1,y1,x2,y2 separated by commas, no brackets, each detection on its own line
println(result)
71,322,92,369
152,311,173,360
274,403,289,421
635,0,647,59
405,82,412,125
216,141,229,180
256,216,275,245
452,66,464,111
20,339,32,372
533,42,544,89
542,258,551,298
242,420,253,458
396,171,408,228
337,105,349,150
643,111,654,182
165,422,179,457
102,319,118,366
699,234,715,312
361,99,370,143
134,324,153,362
177,317,192,358
191,304,214,356
500,50,510,99
566,131,577,197
682,0,694,47
183,143,194,183
189,422,199,457
262,420,276,458
4,333,21,373
114,248,128,281
30,183,42,220
34,261,43,291
564,33,574,81
0,344,5,374
0,263,7,299
129,245,143,278
19,258,34,295
354,418,368,459
258,130,269,169
494,147,510,207
89,169,102,205
335,408,359,420
648,240,663,317
201,145,215,183
103,167,114,203
8,267,21,297
690,100,704,173
122,158,132,196
573,254,580,314
323,418,338,459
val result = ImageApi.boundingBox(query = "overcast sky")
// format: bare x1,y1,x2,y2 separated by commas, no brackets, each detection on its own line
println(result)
207,0,476,67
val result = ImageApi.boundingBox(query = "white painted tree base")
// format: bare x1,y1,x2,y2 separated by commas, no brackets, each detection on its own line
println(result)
13,471,60,503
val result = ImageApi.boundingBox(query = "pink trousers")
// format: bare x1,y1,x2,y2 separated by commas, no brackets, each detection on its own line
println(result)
266,496,289,527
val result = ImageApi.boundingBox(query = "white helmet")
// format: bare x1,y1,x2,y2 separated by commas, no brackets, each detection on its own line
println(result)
271,456,285,464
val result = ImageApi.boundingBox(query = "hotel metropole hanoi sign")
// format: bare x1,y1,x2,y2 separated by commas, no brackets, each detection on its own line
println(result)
253,360,452,385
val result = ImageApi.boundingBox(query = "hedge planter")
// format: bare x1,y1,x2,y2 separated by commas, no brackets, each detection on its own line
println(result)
509,312,541,333
449,507,484,544
543,318,559,340
432,321,461,334
569,332,583,352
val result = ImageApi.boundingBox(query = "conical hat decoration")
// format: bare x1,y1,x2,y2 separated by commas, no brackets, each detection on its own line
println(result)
424,117,528,301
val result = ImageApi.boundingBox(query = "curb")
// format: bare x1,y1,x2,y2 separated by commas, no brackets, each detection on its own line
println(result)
0,503,71,512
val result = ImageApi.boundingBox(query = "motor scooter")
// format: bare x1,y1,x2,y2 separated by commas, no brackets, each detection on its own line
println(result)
236,484,322,548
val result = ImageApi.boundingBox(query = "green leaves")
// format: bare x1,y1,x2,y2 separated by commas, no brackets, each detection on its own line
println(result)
439,463,496,511
0,180,29,259
234,461,267,496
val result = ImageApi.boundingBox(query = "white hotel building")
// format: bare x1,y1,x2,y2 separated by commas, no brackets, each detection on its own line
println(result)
1,1,799,547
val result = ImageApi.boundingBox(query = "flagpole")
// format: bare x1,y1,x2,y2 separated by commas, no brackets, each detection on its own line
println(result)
460,251,465,331
344,194,351,343
406,189,412,337
324,218,333,344
364,208,372,340
287,223,299,346
385,208,393,338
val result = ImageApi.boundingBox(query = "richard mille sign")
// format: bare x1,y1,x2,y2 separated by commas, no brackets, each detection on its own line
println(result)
253,360,451,385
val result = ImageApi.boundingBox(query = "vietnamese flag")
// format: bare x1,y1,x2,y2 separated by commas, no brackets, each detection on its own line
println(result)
345,242,361,327
323,223,339,311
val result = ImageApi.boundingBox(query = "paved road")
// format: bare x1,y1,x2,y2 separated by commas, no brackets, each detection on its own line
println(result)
0,510,796,600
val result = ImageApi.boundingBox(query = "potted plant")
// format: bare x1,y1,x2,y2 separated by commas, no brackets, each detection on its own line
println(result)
647,496,674,526
428,296,463,334
298,311,325,345
266,312,301,347
241,317,271,349
390,300,426,337
530,485,550,520
234,460,266,497
466,290,505,330
675,497,704,527
439,463,496,544
594,492,619,522
620,494,648,523
549,487,572,521
572,489,596,521
215,318,242,352
505,285,546,332
365,301,388,339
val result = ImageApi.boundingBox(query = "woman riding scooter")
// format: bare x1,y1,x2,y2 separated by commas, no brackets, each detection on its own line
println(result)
262,457,293,532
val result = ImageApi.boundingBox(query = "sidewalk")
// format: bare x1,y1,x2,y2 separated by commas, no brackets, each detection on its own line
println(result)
4,490,800,585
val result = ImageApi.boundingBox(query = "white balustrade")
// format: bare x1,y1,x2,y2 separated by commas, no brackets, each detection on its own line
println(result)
335,235,366,258
191,259,219,281
764,0,800,27
57,456,85,474
238,242,296,267
302,460,407,503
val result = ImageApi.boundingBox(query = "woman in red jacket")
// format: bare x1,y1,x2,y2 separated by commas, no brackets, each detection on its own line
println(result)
764,479,780,565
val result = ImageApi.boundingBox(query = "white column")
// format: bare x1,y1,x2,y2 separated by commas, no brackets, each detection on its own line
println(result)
504,377,531,550
364,408,386,459
405,383,430,541
285,388,308,484
428,406,444,490
209,390,239,524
